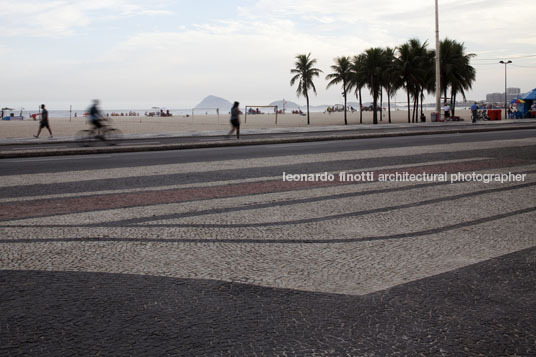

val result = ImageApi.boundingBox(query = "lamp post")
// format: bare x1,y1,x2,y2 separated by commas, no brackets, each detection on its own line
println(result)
435,0,441,122
499,60,512,119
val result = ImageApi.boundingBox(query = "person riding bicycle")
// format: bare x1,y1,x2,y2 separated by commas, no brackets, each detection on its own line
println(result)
76,100,121,146
88,99,106,133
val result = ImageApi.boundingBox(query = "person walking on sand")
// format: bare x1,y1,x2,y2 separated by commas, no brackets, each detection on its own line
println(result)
33,104,53,138
227,101,240,139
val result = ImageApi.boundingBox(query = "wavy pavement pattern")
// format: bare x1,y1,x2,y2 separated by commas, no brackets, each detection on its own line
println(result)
1,137,536,354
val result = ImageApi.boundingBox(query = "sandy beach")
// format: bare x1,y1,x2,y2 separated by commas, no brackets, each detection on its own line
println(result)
0,108,479,139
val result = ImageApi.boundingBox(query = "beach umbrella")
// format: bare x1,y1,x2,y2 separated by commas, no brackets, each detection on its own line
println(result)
510,99,525,104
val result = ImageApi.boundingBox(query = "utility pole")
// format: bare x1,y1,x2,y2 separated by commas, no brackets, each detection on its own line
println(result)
499,60,512,120
435,0,441,121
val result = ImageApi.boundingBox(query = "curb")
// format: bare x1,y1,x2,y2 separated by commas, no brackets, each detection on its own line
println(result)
1,124,535,159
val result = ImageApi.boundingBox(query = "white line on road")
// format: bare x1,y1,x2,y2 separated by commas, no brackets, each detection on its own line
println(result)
4,155,112,163
118,141,161,146
11,146,68,150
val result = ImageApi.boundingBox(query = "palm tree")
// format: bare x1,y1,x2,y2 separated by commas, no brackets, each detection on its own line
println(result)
290,53,323,125
381,47,400,124
357,48,387,125
349,54,366,124
326,56,352,125
420,48,436,120
396,42,417,123
440,39,476,116
396,39,430,123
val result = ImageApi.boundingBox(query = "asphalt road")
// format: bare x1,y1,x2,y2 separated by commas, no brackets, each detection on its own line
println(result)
2,129,535,175
1,121,535,158
1,130,535,355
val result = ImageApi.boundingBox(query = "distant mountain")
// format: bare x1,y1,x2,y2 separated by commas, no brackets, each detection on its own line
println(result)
194,95,232,111
269,100,301,110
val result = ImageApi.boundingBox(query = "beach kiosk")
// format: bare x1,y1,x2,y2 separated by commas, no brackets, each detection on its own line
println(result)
1,107,24,120
514,88,536,118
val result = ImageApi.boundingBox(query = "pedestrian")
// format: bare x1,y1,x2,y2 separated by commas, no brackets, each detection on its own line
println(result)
227,101,240,139
33,104,53,138
471,102,478,123
444,103,451,120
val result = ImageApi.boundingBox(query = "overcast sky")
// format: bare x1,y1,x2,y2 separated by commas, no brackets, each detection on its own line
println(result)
1,0,535,110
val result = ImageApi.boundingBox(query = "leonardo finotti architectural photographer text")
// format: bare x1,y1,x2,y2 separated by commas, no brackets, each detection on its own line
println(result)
282,172,527,184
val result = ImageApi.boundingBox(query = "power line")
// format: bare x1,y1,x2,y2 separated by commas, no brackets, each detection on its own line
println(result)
472,63,501,66
473,63,536,69
509,54,536,59
511,64,536,69
473,54,536,61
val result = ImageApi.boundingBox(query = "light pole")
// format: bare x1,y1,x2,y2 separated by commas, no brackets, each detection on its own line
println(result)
435,0,446,121
435,0,441,121
499,60,512,119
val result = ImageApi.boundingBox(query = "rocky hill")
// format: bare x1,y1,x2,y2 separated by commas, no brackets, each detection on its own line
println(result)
194,95,232,111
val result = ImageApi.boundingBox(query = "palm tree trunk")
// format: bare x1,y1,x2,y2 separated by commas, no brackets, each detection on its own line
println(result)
443,88,448,120
343,91,348,125
359,89,363,124
416,89,420,120
415,88,420,122
306,94,310,125
413,94,418,123
406,89,411,123
373,88,378,125
380,88,383,122
387,88,392,124
420,88,424,118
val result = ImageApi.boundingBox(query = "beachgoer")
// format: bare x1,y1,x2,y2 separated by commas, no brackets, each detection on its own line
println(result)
471,102,478,123
33,104,53,138
227,101,240,139
444,103,451,119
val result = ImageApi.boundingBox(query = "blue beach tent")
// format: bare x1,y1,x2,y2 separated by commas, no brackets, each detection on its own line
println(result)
515,88,536,117
519,88,536,101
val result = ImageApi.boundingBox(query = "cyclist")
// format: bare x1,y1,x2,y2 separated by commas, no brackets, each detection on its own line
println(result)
76,100,121,146
88,99,105,136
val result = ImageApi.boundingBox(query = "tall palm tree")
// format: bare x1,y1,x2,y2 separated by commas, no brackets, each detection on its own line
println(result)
420,48,436,119
349,54,366,124
440,39,476,115
290,53,323,125
381,47,400,124
415,40,430,122
396,41,418,123
326,56,352,125
357,48,387,125
396,39,432,123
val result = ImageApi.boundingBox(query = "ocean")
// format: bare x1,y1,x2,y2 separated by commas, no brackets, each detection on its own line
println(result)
2,105,473,120
2,108,210,119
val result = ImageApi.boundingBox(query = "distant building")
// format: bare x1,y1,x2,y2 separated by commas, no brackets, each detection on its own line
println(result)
507,87,520,95
486,87,520,104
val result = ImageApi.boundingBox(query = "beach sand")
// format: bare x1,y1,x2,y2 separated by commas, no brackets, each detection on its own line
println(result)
0,109,478,139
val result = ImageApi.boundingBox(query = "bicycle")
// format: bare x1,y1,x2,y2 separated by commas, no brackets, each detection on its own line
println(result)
75,121,122,147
